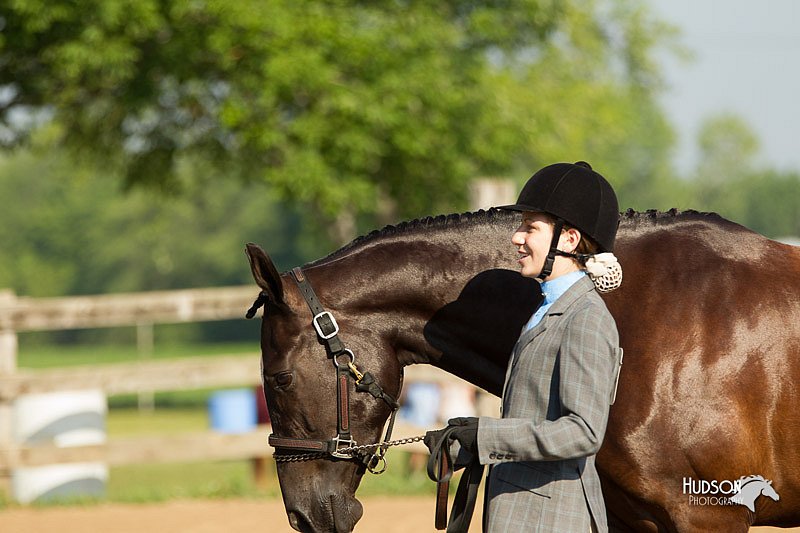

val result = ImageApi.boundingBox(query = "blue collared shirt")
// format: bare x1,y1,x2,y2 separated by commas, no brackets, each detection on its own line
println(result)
523,270,587,332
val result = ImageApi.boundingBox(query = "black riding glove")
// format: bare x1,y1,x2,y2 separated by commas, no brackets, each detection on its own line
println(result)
446,417,479,456
423,416,480,457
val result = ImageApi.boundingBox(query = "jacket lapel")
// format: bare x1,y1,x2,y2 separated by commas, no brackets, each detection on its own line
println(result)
508,275,596,374
543,275,595,318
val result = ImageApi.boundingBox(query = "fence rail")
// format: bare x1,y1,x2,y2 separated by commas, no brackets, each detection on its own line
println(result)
0,286,257,332
0,354,262,401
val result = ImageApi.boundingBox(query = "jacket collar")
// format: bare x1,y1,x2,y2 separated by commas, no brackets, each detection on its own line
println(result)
516,275,595,347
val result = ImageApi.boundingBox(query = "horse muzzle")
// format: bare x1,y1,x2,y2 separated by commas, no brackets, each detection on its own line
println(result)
286,494,363,533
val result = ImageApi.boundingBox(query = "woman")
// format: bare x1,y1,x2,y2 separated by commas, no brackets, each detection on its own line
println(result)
426,161,624,532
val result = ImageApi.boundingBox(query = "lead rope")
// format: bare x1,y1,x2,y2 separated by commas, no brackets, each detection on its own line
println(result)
425,426,484,532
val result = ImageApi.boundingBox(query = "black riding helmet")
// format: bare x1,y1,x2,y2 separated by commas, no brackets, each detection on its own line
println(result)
500,161,620,279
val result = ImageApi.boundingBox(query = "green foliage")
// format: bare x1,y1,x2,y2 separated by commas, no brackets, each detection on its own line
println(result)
693,113,759,209
108,460,269,503
683,113,800,238
16,339,256,368
0,144,317,298
731,170,800,238
2,0,678,222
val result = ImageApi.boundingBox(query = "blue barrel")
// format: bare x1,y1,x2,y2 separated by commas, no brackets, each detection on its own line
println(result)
208,389,257,434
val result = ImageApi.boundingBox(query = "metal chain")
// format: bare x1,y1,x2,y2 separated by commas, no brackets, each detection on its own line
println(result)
273,452,328,463
338,434,426,455
272,435,426,463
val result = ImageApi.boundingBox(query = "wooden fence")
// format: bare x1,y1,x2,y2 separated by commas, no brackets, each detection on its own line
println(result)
0,287,470,497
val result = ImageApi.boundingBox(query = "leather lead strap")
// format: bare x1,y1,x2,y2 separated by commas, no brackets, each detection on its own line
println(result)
426,427,484,533
435,453,452,530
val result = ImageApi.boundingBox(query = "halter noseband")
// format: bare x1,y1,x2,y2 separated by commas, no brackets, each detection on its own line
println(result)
258,267,401,472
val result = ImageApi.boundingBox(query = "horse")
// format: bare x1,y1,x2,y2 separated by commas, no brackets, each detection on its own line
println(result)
245,208,800,532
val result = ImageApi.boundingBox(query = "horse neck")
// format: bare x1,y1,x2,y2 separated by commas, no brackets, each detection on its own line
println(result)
305,215,537,395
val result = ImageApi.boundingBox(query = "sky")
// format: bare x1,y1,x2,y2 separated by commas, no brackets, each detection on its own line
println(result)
648,0,800,176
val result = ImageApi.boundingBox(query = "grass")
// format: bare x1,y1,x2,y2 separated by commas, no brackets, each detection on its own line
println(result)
105,408,209,435
16,340,258,369
107,458,278,503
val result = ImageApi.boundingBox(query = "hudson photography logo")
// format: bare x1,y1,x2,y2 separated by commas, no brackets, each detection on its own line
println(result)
682,475,780,511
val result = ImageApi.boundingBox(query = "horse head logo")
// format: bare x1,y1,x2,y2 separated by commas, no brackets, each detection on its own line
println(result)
730,475,780,512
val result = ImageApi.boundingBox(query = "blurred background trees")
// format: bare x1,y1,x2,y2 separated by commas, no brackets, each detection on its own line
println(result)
1,0,798,303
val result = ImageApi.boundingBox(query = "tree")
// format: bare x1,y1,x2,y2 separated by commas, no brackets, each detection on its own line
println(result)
696,113,759,182
2,0,678,232
686,114,799,237
691,113,758,215
734,170,800,238
0,133,314,298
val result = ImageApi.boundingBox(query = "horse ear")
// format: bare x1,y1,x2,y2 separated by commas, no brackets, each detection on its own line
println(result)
245,243,285,305
768,480,773,485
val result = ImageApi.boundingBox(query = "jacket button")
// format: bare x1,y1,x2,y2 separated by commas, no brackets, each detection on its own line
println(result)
496,454,504,460
489,452,497,459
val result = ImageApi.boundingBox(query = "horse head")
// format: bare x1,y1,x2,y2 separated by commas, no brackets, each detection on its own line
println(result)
245,243,402,532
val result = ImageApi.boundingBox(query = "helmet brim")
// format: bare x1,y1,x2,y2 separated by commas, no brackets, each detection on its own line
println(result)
496,203,542,212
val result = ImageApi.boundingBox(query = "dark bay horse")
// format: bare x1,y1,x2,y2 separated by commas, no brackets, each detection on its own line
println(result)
245,208,800,532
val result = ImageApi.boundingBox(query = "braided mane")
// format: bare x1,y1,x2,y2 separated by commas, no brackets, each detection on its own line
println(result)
309,207,731,267
309,208,516,266
621,208,724,223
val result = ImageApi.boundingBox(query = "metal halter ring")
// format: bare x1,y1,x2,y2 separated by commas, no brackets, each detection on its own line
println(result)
367,453,387,474
333,349,356,369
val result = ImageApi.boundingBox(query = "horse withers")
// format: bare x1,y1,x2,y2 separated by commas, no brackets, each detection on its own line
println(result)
246,209,800,532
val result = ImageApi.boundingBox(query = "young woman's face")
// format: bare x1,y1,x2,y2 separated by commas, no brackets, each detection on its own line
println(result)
511,212,555,278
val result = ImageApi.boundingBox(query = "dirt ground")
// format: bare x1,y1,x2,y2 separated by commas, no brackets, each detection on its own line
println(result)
0,496,797,533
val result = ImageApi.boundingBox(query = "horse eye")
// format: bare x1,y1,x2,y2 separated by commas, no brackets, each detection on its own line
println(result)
274,371,294,389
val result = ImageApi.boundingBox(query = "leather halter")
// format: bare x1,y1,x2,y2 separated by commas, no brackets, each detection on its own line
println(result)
265,267,400,470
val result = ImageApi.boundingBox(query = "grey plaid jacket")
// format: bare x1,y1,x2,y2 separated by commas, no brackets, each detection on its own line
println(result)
477,275,621,532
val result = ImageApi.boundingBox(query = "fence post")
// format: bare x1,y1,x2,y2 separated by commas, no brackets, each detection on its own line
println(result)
0,289,19,496
469,180,513,418
469,178,516,211
137,321,155,412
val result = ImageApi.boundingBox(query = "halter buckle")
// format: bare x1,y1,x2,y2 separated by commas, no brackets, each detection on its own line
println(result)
313,311,340,339
330,435,357,458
